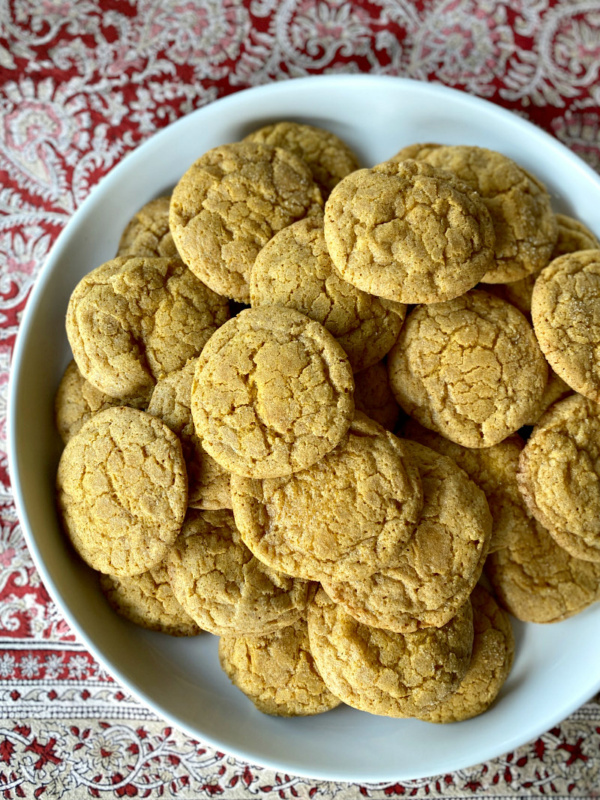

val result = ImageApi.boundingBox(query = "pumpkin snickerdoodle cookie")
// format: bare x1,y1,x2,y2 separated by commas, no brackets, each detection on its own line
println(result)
170,142,323,304
219,617,341,716
324,159,495,305
250,215,406,373
117,196,179,259
191,306,354,479
307,587,474,718
321,440,492,632
231,414,423,583
353,360,401,431
388,290,547,448
56,407,187,576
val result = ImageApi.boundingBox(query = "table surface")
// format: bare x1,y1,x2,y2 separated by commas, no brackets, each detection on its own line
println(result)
2,1,600,797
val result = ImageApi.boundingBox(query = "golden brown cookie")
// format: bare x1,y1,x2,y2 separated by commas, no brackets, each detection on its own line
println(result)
66,256,229,403
551,213,599,259
231,414,423,583
523,368,572,427
100,562,201,636
415,586,514,723
486,515,600,623
388,291,547,448
191,306,354,479
117,196,179,258
353,361,401,431
321,440,492,631
166,510,312,636
485,273,537,317
388,143,441,163
517,394,600,563
532,250,600,402
404,420,527,553
170,142,323,303
243,121,359,198
307,587,474,718
147,360,231,511
324,160,495,304
250,215,406,373
56,407,187,576
218,617,341,716
404,145,558,283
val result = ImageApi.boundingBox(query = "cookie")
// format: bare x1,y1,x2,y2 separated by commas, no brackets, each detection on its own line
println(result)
403,145,558,283
324,159,495,304
388,290,547,448
551,213,599,259
388,143,441,163
321,440,492,631
170,142,323,303
531,250,600,402
218,617,341,716
517,394,600,563
66,256,229,403
353,361,401,431
231,414,423,583
523,368,572,427
100,562,201,636
56,407,187,576
191,306,354,479
404,420,527,553
250,215,406,373
416,586,514,723
167,509,312,636
486,515,600,623
117,196,179,259
243,121,359,198
307,587,474,718
148,360,231,511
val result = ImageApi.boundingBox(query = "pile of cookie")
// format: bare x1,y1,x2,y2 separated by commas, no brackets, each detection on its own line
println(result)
55,121,600,724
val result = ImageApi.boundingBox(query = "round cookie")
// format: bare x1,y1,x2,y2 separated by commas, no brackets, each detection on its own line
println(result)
250,215,406,373
405,145,558,283
551,213,599,259
321,440,492,632
485,272,538,318
231,414,423,583
416,586,514,723
218,617,341,716
56,407,187,576
523,368,572,427
66,256,229,403
170,142,323,303
243,121,359,198
354,361,401,431
166,509,312,636
191,306,354,479
404,420,527,553
148,360,231,511
517,394,600,563
307,587,474,718
324,159,495,304
486,515,600,623
388,290,548,448
531,250,600,402
117,196,179,259
388,143,441,164
100,562,201,636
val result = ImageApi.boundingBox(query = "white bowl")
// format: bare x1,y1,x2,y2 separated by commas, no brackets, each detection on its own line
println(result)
9,75,600,783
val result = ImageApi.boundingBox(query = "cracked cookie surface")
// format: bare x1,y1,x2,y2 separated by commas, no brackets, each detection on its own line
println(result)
532,250,600,402
219,617,341,716
66,256,229,403
166,509,312,636
117,196,179,259
191,306,354,479
517,394,600,563
321,440,491,631
388,290,547,448
56,407,187,576
324,159,495,304
170,142,323,303
250,215,406,373
416,586,514,723
231,414,423,583
353,361,401,431
243,121,359,199
307,587,474,718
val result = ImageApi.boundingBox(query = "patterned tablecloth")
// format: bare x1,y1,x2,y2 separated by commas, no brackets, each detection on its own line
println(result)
2,1,600,797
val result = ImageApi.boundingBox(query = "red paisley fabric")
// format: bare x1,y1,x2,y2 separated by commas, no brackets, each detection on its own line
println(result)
1,1,600,796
